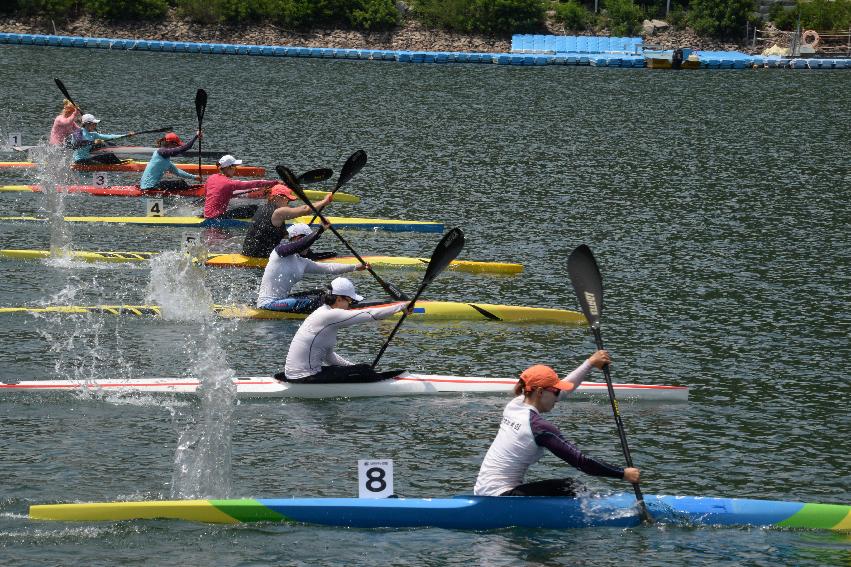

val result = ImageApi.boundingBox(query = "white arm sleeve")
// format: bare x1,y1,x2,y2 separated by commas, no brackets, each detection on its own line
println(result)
303,261,357,276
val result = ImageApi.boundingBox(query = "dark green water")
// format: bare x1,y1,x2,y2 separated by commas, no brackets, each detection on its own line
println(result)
0,45,849,565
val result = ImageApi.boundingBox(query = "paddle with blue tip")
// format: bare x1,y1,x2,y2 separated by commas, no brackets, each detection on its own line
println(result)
276,164,408,301
567,243,652,524
372,227,465,368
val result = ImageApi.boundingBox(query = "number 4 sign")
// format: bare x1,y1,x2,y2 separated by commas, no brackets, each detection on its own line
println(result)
357,459,394,499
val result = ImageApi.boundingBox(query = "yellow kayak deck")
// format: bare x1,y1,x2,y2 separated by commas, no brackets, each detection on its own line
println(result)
0,250,522,275
0,302,583,324
0,215,444,232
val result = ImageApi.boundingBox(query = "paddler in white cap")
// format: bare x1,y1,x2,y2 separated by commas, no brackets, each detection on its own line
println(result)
280,277,412,383
203,154,277,220
256,222,365,313
70,114,135,164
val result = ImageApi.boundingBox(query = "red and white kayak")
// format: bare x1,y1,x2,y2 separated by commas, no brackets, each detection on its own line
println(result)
0,184,360,202
0,373,689,401
13,145,225,161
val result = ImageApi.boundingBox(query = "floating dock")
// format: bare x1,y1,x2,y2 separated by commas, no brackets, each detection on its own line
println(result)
1,32,847,69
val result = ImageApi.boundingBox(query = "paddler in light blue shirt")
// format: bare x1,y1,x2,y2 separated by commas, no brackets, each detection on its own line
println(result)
71,114,135,164
140,131,202,191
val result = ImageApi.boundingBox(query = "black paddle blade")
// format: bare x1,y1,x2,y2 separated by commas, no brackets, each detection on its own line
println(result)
423,228,465,286
195,89,207,123
54,78,72,101
567,244,604,328
336,150,367,189
298,168,333,184
275,165,303,193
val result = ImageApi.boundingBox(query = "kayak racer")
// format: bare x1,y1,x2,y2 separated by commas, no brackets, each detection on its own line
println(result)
68,114,135,164
139,131,202,191
474,353,641,497
49,99,80,146
256,222,363,313
203,154,276,220
241,184,333,258
279,277,411,383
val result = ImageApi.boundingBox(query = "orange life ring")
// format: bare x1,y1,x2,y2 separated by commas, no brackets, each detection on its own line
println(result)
801,29,820,48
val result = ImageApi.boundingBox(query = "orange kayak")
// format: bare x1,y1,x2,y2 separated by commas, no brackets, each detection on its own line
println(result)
0,161,265,177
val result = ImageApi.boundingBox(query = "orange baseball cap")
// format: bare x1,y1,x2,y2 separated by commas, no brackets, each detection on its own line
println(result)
269,183,296,201
163,132,182,144
520,365,575,392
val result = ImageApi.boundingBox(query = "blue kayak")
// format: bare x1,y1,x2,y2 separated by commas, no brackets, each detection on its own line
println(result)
29,493,851,531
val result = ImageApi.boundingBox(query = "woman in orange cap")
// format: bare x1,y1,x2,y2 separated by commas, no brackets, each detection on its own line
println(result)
140,131,202,191
474,350,640,497
241,184,333,258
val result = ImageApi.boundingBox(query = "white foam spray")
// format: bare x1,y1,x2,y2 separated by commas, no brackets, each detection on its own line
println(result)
147,248,238,499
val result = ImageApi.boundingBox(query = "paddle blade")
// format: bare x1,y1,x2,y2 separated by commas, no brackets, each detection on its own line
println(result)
298,168,333,184
567,244,604,328
276,165,303,193
336,150,367,189
423,228,465,286
195,89,207,123
54,78,72,103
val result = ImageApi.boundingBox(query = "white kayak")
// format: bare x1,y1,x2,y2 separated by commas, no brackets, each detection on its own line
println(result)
0,373,689,401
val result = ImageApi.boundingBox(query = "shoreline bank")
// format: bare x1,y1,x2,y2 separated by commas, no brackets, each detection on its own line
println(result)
1,14,757,55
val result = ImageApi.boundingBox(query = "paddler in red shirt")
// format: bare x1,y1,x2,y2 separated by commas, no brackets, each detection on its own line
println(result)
203,154,277,219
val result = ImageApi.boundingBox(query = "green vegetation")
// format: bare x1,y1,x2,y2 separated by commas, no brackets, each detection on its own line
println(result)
688,0,755,38
412,0,545,34
768,0,851,31
4,0,847,39
84,0,168,20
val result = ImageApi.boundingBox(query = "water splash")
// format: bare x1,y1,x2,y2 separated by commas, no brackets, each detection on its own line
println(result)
146,249,213,321
147,248,238,499
35,275,135,387
170,328,237,499
28,143,76,257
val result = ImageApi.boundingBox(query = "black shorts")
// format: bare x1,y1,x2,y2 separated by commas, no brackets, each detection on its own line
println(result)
276,364,404,384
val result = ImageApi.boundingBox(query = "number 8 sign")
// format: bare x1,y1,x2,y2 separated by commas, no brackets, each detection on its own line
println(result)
357,459,394,499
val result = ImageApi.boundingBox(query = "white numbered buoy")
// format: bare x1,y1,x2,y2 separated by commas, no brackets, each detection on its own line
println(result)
92,173,108,187
181,231,201,249
357,459,394,499
144,198,164,217
7,133,22,148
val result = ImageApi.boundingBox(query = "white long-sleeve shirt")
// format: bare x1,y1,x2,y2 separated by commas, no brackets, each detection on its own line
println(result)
284,303,406,380
256,253,354,307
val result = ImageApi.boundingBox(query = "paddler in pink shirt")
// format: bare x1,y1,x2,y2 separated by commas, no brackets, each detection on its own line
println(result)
49,99,80,146
203,154,277,219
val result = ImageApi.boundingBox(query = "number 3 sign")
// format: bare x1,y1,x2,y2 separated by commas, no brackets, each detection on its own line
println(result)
357,459,394,499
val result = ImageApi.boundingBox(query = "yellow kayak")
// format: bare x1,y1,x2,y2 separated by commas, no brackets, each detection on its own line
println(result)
0,302,583,324
0,250,522,275
0,215,444,233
